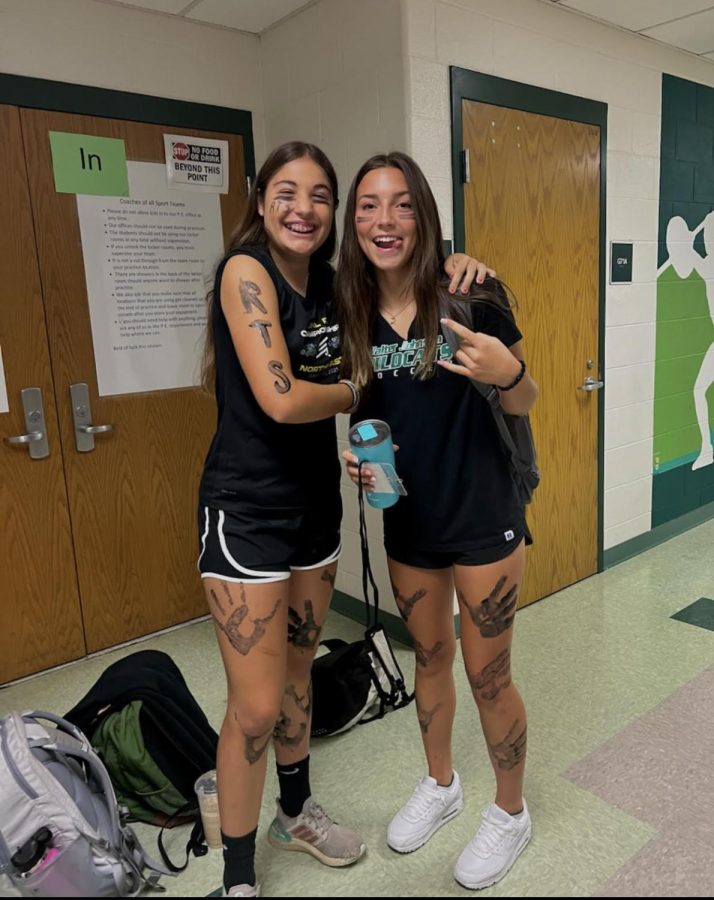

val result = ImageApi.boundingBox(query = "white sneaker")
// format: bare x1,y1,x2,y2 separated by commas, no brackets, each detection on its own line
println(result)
454,800,531,890
387,772,464,853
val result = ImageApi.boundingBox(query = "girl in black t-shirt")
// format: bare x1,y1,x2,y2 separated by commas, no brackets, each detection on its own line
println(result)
339,152,538,892
197,142,488,897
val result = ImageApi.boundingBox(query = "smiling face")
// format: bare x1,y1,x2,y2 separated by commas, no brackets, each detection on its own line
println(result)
258,156,334,260
354,166,417,276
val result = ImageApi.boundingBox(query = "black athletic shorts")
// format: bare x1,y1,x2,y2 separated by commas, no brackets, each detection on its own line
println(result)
197,502,341,584
386,524,531,569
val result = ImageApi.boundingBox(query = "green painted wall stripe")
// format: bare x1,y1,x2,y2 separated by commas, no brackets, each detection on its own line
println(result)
654,74,714,527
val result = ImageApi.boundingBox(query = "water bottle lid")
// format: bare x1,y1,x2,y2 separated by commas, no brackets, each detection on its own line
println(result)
349,419,391,448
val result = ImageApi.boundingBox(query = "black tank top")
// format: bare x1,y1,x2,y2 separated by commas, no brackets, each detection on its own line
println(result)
199,245,342,513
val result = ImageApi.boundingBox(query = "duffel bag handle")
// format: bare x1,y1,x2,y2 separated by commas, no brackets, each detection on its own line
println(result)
318,639,347,652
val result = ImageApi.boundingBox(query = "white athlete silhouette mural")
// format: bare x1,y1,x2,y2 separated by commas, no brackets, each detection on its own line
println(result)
661,213,714,471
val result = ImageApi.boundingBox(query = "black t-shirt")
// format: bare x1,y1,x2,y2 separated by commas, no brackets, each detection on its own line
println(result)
199,245,342,513
357,301,524,553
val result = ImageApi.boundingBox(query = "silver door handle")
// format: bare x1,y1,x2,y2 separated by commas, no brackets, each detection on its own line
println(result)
70,383,114,452
2,388,50,459
78,424,113,434
5,430,44,445
578,376,604,392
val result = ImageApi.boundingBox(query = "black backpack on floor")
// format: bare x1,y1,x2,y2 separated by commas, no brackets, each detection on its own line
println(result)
65,650,217,871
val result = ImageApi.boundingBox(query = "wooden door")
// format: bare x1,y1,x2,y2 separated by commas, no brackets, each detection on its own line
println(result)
462,101,600,606
0,105,85,682
20,110,247,652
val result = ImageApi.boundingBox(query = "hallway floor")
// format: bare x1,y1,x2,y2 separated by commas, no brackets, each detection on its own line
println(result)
1,520,713,897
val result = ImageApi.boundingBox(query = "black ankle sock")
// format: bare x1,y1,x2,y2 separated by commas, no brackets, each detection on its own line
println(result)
222,828,257,891
277,754,311,818
437,773,454,788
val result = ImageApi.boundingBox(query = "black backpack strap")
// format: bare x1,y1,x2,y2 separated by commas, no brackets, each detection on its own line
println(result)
157,801,208,873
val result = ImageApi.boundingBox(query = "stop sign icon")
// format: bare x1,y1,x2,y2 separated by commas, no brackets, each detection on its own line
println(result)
172,142,190,161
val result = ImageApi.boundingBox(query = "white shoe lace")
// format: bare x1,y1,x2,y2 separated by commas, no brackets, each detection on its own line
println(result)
303,800,332,839
402,780,442,822
469,812,516,858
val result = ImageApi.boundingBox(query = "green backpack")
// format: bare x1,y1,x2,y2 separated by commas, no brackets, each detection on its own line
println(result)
92,700,190,824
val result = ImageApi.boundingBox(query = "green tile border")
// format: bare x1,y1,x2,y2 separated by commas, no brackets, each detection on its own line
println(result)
670,597,714,632
603,500,714,568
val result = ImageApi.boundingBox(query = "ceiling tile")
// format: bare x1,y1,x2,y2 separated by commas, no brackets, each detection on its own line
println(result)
561,0,714,32
642,8,714,54
186,0,312,33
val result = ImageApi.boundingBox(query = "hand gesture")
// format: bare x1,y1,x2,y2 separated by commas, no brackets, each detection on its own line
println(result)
438,317,521,387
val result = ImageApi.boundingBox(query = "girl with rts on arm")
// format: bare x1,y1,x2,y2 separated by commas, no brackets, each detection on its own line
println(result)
339,152,538,892
197,141,491,897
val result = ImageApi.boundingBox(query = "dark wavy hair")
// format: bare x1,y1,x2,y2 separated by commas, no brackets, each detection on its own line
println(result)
336,151,513,390
200,141,339,389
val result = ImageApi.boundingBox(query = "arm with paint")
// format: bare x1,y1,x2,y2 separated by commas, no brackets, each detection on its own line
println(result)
221,255,354,424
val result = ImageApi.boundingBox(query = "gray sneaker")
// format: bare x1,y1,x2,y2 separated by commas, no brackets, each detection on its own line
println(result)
268,797,366,867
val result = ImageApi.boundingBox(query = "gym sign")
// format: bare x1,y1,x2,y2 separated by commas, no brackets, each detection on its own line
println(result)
610,242,633,284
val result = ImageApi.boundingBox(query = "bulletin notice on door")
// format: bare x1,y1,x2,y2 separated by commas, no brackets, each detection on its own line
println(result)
76,161,224,396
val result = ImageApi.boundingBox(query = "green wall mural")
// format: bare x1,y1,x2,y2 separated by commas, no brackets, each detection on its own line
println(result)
654,75,714,526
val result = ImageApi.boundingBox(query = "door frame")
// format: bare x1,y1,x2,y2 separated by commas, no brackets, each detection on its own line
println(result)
0,73,255,178
450,66,608,575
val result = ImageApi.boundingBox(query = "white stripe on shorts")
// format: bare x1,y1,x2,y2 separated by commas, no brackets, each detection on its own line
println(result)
196,506,211,572
217,509,290,580
199,571,289,584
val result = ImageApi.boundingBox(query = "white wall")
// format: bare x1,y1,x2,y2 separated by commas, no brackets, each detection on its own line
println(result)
261,0,408,616
402,0,714,551
0,0,266,163
260,0,407,214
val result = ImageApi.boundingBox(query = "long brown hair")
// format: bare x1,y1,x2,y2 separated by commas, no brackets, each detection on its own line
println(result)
336,151,512,390
200,141,339,390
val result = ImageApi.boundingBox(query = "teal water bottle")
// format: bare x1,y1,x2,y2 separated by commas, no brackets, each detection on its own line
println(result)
348,419,400,509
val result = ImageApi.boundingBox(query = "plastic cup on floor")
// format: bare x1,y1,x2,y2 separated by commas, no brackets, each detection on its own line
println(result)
194,770,222,851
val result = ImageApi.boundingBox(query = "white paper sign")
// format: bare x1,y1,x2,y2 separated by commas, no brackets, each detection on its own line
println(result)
0,345,9,414
164,133,229,193
76,161,225,397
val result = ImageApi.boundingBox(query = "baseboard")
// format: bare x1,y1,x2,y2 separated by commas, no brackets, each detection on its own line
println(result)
331,590,413,646
331,590,465,645
604,501,714,568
